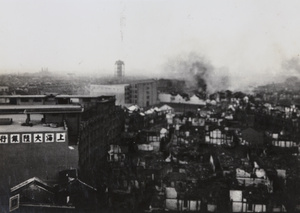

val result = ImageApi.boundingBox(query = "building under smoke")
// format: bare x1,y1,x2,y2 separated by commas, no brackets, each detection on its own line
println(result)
164,52,230,94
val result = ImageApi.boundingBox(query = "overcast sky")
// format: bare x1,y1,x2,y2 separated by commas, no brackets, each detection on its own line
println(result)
1,0,300,88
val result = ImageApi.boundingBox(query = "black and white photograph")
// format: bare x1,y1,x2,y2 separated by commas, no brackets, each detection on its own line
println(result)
0,0,299,212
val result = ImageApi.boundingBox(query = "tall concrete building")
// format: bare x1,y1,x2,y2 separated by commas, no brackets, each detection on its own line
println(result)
77,95,124,186
90,79,158,107
127,79,158,107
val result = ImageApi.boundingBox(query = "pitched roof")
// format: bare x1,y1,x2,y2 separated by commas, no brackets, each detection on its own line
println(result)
11,177,53,193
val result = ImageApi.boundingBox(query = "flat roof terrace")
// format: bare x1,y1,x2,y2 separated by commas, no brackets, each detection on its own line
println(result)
0,114,66,133
0,95,112,98
0,105,83,114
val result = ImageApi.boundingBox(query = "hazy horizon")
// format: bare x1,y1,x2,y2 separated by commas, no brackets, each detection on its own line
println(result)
1,0,300,90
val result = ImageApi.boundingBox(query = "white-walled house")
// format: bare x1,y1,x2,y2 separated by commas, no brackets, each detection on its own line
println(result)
158,93,206,106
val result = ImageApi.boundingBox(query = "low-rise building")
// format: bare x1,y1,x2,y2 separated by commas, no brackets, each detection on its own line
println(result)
205,127,235,146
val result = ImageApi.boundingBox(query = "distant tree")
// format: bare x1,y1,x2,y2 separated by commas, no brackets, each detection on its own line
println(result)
233,91,245,99
225,90,233,99
248,95,255,103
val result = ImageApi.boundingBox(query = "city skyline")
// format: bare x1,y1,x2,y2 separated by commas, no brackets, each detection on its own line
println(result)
1,0,300,90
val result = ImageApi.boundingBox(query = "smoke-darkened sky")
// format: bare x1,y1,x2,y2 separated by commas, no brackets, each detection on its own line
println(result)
1,0,300,89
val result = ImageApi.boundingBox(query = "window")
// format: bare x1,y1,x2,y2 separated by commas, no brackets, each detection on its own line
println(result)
9,194,19,212
83,98,91,102
33,98,42,102
184,199,188,208
21,98,29,102
248,203,253,211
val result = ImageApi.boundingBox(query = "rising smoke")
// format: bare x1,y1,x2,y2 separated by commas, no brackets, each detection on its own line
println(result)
282,57,300,75
163,52,230,93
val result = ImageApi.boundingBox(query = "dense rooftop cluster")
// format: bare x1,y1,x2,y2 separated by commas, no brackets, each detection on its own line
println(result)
1,73,300,212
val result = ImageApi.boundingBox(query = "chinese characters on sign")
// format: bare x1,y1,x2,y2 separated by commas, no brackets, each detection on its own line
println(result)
45,133,54,143
22,134,31,143
0,134,8,144
34,133,43,143
56,133,66,142
10,134,20,143
0,133,66,144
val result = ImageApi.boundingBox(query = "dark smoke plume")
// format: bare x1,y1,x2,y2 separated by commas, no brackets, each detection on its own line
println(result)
282,57,300,74
163,52,230,93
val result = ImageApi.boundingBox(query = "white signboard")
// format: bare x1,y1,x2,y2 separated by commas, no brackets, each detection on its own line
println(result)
45,133,55,143
0,132,66,144
10,134,20,143
56,133,66,142
22,134,31,143
0,134,8,144
33,133,43,143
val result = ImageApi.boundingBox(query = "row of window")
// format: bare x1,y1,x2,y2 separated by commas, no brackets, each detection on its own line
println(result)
19,98,43,102
205,136,233,144
0,88,9,92
272,140,297,147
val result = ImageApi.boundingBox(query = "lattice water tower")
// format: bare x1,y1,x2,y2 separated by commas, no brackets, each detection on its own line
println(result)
115,60,125,79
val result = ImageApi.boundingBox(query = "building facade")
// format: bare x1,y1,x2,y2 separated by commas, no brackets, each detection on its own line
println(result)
78,95,124,186
89,84,130,105
90,79,158,107
126,79,158,107
0,94,124,212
